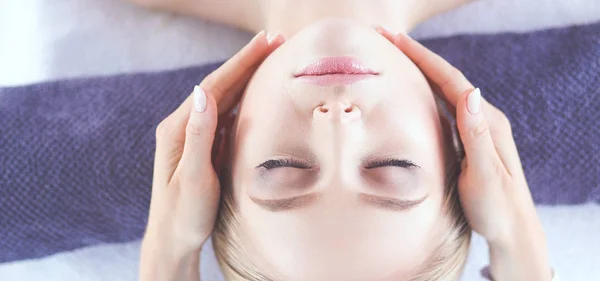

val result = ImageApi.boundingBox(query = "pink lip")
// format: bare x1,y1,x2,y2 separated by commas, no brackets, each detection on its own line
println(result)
295,56,378,86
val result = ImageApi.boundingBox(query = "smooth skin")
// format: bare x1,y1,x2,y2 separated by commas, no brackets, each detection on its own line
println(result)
140,29,551,281
377,29,552,281
139,31,284,281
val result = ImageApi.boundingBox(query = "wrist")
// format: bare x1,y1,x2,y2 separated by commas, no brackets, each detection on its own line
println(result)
139,235,203,281
142,225,209,255
487,232,552,281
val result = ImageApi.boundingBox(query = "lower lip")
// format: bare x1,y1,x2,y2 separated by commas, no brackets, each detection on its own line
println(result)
295,56,378,86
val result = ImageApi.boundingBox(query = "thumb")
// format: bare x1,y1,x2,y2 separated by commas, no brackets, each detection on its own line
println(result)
178,85,218,183
456,88,502,178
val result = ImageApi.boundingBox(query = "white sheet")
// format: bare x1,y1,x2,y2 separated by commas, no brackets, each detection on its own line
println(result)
2,205,599,281
1,0,600,86
1,0,599,280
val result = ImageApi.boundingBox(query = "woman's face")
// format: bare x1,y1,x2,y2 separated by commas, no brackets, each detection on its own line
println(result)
229,19,450,281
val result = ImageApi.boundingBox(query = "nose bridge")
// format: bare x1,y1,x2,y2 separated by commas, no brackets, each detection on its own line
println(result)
311,99,364,192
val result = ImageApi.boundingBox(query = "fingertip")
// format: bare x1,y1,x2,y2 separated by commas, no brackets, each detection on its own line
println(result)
267,32,285,45
392,33,411,47
253,30,267,42
375,25,395,41
457,89,492,147
248,30,270,51
457,88,478,124
179,89,219,182
455,89,498,174
267,33,285,51
193,85,207,113
248,30,284,59
467,88,482,115
189,86,218,133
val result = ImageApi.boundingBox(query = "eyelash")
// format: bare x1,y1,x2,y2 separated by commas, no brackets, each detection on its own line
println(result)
258,158,418,170
365,158,419,169
257,159,312,170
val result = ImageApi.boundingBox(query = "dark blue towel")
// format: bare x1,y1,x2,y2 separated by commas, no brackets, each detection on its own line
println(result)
0,22,598,263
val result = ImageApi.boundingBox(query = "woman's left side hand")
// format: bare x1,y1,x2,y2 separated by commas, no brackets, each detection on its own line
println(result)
140,31,284,281
376,28,553,281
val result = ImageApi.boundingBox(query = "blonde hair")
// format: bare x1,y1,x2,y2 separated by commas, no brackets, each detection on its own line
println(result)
213,98,471,281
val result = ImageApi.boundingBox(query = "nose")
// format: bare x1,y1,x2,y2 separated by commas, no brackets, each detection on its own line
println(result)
313,101,361,123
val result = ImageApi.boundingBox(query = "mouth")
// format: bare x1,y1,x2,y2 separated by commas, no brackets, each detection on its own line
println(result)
294,56,378,86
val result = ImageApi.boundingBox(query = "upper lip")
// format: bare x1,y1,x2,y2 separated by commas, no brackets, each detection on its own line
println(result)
294,56,379,77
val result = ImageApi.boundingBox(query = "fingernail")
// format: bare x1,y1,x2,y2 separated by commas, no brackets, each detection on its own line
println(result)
381,25,393,34
193,85,207,113
253,30,266,41
393,33,411,45
467,88,481,115
399,33,413,40
266,32,277,44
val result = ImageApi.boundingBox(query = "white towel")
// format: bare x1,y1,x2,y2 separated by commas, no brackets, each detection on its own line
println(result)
1,0,599,280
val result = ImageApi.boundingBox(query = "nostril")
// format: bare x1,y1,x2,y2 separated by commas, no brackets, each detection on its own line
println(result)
319,105,329,113
344,107,353,113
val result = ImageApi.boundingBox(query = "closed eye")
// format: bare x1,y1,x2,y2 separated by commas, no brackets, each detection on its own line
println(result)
365,158,420,169
256,158,312,170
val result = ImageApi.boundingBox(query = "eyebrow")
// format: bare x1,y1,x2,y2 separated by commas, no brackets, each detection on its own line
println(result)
250,193,427,212
250,193,320,212
358,193,427,211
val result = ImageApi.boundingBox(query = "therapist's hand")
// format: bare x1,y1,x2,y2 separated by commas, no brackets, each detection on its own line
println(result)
378,29,552,281
140,31,284,281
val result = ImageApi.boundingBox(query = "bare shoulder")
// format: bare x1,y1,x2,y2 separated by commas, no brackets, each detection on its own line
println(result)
409,0,474,24
126,0,263,31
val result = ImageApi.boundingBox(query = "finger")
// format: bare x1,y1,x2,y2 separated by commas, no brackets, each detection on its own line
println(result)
153,91,194,172
176,85,219,184
152,87,216,187
482,102,524,177
154,31,284,149
200,31,285,114
456,88,506,178
154,31,284,185
392,33,474,106
374,26,396,42
389,33,524,177
154,108,187,186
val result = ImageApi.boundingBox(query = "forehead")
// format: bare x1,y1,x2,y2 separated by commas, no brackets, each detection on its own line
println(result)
237,200,445,280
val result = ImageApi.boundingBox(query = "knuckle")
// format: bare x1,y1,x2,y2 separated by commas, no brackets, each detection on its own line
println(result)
470,119,491,140
444,68,464,86
199,76,215,91
493,110,513,133
439,68,466,93
185,121,204,137
484,102,512,130
466,159,504,184
493,160,507,177
155,119,171,140
199,75,225,96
